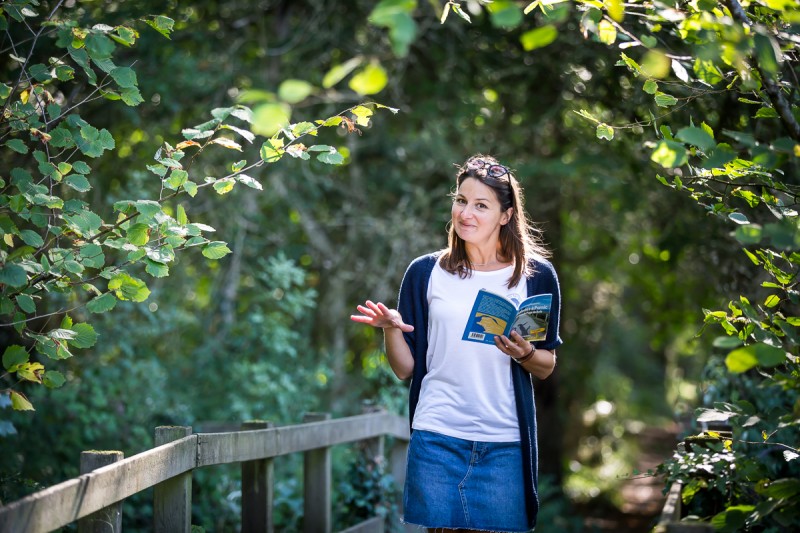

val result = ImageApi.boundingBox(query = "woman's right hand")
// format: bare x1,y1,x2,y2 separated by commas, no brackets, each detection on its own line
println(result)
350,300,414,332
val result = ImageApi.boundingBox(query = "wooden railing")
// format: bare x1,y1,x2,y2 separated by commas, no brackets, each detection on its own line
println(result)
0,411,410,533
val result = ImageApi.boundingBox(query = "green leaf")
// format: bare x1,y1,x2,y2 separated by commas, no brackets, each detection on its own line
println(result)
728,212,749,225
108,273,150,302
260,138,285,162
183,181,198,197
221,124,255,143
236,174,263,190
278,79,314,104
165,169,188,190
65,173,92,192
79,243,105,269
761,478,800,499
317,150,345,165
252,103,291,137
110,66,137,88
488,1,523,28
15,294,35,314
712,336,742,349
596,123,614,141
597,20,616,45
755,107,779,119
213,178,235,195
3,345,29,370
69,323,97,349
0,264,28,287
145,15,175,38
76,125,115,157
696,408,737,422
202,242,232,259
5,139,28,154
144,258,169,278
126,223,150,246
120,87,144,106
74,161,91,175
654,92,678,107
43,370,66,389
650,140,688,168
754,33,781,79
19,229,44,247
291,121,317,137
520,25,558,51
177,205,188,226
643,79,658,94
55,65,75,81
349,62,388,95
64,210,104,236
702,143,737,169
734,224,762,245
85,32,115,60
322,57,364,88
676,127,716,151
87,293,116,313
134,200,161,218
726,343,786,373
10,391,34,411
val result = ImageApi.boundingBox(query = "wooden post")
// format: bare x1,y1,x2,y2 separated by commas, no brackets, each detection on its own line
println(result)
154,426,193,533
390,438,408,519
77,450,124,533
303,412,332,533
241,420,274,533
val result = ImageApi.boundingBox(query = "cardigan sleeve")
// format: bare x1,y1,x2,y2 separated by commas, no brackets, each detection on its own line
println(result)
528,257,563,351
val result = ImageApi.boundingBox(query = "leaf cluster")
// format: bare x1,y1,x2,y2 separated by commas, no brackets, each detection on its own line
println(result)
0,1,395,413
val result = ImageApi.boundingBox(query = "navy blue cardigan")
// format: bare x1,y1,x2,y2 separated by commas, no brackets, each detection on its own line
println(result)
396,252,563,530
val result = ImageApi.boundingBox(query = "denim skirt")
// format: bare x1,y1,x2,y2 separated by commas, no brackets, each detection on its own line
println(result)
403,429,529,532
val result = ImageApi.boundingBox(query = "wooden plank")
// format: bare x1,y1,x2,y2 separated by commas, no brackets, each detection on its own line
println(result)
197,412,409,466
0,435,197,533
337,516,384,533
653,482,682,533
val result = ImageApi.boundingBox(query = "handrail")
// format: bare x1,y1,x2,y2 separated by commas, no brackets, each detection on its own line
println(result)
0,411,410,533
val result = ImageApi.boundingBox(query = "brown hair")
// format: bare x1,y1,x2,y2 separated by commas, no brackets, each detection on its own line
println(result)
440,154,550,287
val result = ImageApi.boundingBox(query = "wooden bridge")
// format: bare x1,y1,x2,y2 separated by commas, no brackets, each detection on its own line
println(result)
0,410,410,533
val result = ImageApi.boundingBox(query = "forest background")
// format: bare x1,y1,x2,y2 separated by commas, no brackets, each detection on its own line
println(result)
1,0,798,531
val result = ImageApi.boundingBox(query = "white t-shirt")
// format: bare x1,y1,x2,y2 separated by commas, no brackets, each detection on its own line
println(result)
411,261,526,442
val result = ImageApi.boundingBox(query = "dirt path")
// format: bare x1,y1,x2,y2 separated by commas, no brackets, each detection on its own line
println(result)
581,425,679,532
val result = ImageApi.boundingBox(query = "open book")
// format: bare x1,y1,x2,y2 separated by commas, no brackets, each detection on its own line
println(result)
462,289,552,345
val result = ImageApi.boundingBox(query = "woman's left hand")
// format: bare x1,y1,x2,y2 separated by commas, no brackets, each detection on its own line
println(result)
494,330,532,361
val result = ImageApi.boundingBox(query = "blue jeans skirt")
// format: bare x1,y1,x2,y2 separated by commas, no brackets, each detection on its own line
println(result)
403,429,529,532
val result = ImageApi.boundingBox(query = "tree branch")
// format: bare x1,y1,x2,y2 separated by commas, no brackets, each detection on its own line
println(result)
725,0,800,141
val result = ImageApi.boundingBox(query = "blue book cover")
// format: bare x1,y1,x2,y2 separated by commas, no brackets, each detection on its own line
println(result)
462,289,552,345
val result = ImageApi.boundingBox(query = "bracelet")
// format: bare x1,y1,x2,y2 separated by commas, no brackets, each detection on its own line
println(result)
513,345,535,364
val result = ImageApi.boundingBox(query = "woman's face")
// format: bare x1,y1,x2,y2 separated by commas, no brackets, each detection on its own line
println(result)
452,177,512,247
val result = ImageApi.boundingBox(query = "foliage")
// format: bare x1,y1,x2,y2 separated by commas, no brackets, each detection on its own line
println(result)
443,0,800,528
517,0,800,529
6,0,795,529
0,0,395,415
335,440,400,532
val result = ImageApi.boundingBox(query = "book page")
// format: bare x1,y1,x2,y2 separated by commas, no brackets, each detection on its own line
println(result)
510,293,552,342
461,289,517,344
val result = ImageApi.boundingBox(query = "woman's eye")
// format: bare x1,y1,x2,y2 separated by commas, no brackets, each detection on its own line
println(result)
477,203,487,209
454,198,466,205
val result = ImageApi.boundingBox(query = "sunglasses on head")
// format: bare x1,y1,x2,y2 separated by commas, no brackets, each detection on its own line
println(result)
466,158,510,179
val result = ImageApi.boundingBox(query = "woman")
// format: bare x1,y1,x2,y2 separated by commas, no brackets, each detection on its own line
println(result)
351,155,562,532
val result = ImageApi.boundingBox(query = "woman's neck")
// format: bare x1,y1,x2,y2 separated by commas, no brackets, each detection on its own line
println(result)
467,247,510,269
